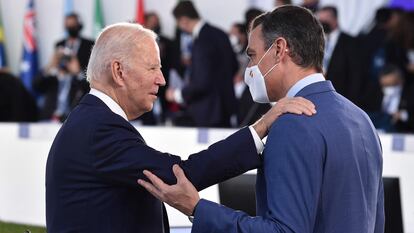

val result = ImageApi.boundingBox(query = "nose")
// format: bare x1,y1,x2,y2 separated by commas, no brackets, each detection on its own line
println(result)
156,70,166,87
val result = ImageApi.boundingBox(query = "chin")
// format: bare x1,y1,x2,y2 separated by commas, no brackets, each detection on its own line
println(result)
145,103,154,112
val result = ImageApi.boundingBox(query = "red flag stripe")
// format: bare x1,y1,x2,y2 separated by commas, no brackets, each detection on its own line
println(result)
135,0,145,25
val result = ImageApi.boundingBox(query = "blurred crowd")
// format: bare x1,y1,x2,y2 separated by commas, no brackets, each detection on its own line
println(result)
1,0,413,133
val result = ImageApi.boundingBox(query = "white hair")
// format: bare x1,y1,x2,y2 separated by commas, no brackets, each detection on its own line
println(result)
86,22,157,83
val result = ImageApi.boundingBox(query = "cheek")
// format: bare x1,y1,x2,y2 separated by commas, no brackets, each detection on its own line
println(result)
265,76,280,100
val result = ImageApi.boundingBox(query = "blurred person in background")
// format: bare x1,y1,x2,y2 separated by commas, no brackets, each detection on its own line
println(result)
45,22,316,233
168,1,239,127
360,7,413,125
399,11,414,86
317,6,364,107
230,22,270,126
33,13,93,122
0,68,37,122
360,7,399,114
371,65,414,132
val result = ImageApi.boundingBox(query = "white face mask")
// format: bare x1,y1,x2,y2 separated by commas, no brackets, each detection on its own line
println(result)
230,34,242,53
244,43,278,103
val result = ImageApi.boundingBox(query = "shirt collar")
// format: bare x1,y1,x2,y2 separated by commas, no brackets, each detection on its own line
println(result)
286,73,326,97
89,88,129,121
192,20,205,39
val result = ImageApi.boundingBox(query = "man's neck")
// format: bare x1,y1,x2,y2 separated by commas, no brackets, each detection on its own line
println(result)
281,67,319,96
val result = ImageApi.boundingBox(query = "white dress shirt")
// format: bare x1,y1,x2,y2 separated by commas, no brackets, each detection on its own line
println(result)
89,88,128,121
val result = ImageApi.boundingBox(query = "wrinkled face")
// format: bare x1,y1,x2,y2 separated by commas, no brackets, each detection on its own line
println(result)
122,37,166,119
246,25,284,101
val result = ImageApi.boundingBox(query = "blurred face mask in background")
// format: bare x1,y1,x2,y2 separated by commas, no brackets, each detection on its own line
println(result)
244,43,278,103
66,26,81,38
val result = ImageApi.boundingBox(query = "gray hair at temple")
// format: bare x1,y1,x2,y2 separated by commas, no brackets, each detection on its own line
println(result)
86,22,157,83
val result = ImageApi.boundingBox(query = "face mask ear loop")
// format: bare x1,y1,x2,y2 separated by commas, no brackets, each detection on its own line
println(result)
257,43,275,66
263,63,278,78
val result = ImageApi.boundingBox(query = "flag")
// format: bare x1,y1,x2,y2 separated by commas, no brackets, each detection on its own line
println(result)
20,0,38,93
93,0,104,37
135,0,145,25
64,0,74,16
0,2,7,68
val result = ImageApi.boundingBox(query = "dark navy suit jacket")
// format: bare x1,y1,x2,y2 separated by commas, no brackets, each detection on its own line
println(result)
192,81,384,233
182,23,238,127
45,94,261,233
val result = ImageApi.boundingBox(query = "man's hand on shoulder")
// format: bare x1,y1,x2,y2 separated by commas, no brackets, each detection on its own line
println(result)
253,97,316,138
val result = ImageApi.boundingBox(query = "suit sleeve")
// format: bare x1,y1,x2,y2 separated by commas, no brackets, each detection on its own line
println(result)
191,115,324,233
90,118,261,190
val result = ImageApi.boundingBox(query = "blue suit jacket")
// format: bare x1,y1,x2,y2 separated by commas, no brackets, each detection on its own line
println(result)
192,81,384,233
45,94,261,233
182,23,238,127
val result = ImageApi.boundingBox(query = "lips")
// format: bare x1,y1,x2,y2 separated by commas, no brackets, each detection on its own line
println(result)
150,91,158,97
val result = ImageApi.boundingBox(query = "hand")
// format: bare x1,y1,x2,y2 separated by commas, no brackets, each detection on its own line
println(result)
166,88,176,102
138,164,200,216
253,97,316,138
392,111,402,123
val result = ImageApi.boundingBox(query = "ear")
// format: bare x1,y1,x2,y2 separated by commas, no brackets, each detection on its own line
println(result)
273,37,289,61
110,60,126,87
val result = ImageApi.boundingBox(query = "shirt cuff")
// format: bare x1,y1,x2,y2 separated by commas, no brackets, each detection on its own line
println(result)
248,126,264,154
174,89,184,104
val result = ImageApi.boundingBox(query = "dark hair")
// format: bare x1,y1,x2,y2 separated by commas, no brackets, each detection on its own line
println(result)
65,12,81,23
375,8,392,25
245,8,264,27
251,5,325,72
319,6,338,19
233,23,247,35
173,1,200,19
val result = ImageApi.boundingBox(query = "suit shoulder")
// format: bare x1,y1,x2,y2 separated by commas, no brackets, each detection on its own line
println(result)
269,112,324,141
81,37,95,45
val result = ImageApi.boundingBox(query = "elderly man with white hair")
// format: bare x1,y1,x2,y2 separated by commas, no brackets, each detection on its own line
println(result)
45,22,316,233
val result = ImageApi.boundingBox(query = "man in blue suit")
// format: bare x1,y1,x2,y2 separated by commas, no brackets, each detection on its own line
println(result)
166,1,239,127
139,6,385,233
45,22,316,233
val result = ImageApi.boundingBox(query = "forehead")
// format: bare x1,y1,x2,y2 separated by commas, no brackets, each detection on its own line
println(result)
247,25,266,52
65,16,78,25
317,10,333,19
135,36,160,64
